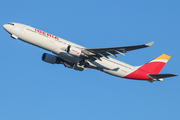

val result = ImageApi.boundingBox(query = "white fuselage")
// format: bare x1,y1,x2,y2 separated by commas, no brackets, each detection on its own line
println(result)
3,23,137,78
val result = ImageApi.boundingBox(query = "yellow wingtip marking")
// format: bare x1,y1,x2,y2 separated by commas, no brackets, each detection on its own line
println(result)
153,54,171,61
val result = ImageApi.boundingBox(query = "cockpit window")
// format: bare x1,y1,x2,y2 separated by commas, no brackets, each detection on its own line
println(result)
8,23,14,26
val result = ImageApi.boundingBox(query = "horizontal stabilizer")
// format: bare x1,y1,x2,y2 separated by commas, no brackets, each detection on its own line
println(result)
149,73,177,79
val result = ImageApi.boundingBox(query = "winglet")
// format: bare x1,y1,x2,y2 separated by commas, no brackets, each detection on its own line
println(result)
145,41,154,47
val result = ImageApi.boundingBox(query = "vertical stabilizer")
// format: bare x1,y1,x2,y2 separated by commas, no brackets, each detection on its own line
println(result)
139,54,171,74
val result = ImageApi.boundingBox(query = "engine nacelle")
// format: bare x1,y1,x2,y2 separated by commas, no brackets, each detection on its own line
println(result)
67,45,82,57
42,53,60,64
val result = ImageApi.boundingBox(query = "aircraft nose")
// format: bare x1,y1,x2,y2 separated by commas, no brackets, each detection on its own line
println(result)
3,24,9,31
3,24,8,30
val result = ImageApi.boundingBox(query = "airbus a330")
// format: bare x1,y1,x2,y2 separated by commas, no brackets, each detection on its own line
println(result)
3,23,177,82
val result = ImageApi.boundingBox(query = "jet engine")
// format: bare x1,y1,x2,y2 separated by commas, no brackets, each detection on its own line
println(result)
42,53,61,64
67,45,83,57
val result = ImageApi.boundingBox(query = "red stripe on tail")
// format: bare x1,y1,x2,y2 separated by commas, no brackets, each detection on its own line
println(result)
124,54,171,80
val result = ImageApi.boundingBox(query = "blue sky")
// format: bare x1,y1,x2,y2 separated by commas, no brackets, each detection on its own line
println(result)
0,0,180,120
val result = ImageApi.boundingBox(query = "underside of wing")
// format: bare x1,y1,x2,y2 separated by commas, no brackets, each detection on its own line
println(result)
82,42,154,61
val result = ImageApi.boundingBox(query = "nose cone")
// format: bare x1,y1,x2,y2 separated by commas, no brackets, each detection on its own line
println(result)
3,24,11,33
3,24,8,30
3,24,12,34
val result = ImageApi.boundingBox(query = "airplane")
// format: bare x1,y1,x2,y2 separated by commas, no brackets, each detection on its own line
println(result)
3,23,177,82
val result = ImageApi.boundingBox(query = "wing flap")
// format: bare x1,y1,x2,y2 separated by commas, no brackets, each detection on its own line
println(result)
83,42,154,60
85,41,154,53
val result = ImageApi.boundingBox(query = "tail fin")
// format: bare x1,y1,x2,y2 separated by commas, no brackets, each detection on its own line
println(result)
125,54,177,81
139,54,171,74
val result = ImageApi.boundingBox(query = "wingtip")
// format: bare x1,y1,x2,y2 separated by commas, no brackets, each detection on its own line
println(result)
146,41,154,47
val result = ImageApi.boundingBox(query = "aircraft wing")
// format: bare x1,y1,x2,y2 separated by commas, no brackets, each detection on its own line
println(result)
83,42,154,61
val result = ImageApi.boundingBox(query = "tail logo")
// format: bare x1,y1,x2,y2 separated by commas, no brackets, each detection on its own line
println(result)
124,54,172,80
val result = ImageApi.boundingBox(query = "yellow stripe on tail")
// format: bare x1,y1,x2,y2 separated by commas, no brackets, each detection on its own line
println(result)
153,54,171,61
